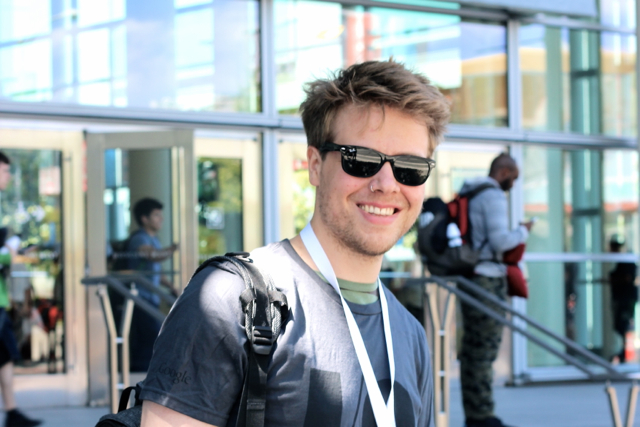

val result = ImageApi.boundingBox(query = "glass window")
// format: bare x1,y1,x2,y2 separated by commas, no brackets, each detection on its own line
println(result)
520,25,571,132
524,146,638,254
0,0,260,113
601,32,637,137
275,0,507,127
521,24,637,137
603,150,639,253
0,0,51,42
600,0,635,29
0,149,65,374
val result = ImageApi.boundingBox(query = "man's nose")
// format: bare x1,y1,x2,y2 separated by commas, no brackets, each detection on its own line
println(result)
371,162,400,193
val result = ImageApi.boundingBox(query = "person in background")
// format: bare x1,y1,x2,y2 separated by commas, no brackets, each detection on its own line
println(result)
0,152,42,427
458,153,534,427
609,234,637,363
126,197,178,372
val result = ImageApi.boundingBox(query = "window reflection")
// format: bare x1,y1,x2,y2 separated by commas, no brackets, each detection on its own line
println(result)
521,24,637,137
77,0,126,28
0,0,51,42
0,150,65,374
601,33,637,137
603,151,639,253
520,25,571,132
0,0,260,113
275,0,507,127
600,0,635,29
524,146,638,254
0,40,52,102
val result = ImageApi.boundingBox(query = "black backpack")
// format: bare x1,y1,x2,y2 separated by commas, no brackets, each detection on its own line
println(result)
417,184,493,276
95,252,289,427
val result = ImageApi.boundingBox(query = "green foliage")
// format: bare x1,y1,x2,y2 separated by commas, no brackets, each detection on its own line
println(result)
197,158,243,258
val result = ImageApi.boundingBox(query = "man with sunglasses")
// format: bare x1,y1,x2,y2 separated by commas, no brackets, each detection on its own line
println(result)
139,60,449,427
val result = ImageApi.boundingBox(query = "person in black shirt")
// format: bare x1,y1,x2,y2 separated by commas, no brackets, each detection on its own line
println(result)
609,234,638,363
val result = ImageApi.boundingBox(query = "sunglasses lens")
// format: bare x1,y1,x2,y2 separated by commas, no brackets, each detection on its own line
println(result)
342,148,383,178
338,145,433,186
392,156,432,186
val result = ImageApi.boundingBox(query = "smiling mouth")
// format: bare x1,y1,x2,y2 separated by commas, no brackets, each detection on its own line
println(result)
358,204,396,216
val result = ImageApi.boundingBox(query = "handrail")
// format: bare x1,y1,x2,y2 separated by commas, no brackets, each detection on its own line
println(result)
82,276,167,324
106,273,178,306
411,276,620,380
82,274,176,413
443,275,623,379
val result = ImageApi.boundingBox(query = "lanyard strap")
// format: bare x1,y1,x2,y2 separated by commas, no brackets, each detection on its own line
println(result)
300,224,396,427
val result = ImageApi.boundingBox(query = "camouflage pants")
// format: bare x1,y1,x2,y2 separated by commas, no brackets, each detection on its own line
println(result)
459,275,507,420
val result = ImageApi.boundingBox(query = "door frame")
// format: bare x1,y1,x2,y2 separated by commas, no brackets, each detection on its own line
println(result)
85,129,195,405
0,127,86,406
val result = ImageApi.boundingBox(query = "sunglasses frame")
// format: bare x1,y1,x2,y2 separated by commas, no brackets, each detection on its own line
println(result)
319,142,435,186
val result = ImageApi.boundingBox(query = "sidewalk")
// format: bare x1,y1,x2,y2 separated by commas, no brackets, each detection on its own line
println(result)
15,382,640,427
449,382,640,427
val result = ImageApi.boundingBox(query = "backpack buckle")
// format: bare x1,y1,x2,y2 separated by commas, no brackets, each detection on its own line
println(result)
251,326,273,355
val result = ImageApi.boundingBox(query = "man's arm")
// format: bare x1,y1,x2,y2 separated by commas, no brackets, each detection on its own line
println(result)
141,401,219,427
134,243,178,262
482,193,528,253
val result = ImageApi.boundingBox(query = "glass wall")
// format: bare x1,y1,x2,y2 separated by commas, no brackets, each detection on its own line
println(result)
274,0,507,126
523,145,639,367
0,0,260,112
0,149,64,374
520,24,637,137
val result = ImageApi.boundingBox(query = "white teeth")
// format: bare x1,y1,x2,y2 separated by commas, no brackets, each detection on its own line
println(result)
360,205,394,216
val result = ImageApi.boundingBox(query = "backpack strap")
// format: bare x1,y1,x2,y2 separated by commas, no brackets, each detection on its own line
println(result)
193,252,288,427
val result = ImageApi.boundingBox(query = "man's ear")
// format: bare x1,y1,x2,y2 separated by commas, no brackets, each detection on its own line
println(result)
308,145,322,187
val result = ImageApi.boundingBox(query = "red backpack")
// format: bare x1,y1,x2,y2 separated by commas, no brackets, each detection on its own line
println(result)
417,183,494,277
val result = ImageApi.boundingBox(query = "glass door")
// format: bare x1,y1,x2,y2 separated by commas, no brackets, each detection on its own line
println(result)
0,126,85,406
85,130,195,404
194,131,263,257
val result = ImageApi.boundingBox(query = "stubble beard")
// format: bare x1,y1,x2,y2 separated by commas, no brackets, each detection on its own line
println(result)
317,187,411,258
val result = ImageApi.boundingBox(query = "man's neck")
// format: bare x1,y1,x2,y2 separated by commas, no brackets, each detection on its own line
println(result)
289,220,383,283
142,226,156,237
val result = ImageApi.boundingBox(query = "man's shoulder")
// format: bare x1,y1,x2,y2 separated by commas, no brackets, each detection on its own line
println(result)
127,229,151,246
187,240,296,296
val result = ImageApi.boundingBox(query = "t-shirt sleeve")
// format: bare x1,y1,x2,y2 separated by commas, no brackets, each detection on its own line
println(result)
139,264,249,426
127,231,150,251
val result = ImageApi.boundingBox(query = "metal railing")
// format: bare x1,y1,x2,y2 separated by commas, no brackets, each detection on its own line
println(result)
82,274,176,413
408,274,640,427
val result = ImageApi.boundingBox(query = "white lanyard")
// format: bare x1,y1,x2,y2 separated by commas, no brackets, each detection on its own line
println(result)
300,224,396,427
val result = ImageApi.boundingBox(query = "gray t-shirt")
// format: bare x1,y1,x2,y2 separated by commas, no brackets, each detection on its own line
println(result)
140,240,433,427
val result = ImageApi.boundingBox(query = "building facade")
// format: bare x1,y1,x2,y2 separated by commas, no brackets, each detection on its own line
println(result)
0,0,638,406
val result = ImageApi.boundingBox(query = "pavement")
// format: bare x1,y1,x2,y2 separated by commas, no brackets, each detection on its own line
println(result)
9,381,640,427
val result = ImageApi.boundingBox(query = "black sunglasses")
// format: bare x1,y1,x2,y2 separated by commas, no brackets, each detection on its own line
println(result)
320,142,435,186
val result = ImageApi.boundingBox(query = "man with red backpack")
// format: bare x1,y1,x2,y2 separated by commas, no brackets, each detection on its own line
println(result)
457,153,533,427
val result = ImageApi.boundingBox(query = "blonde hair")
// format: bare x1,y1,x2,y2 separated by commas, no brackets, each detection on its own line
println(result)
300,60,450,154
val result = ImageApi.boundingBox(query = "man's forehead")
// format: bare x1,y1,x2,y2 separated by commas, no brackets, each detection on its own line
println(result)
333,103,431,149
